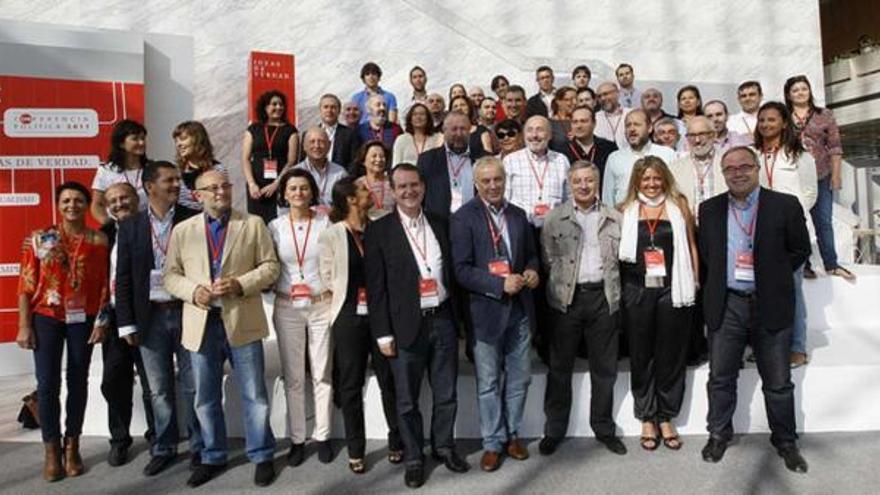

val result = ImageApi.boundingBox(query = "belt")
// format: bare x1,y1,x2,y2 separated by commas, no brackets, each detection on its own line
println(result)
575,281,604,291
151,300,181,309
727,288,755,298
275,291,332,303
421,300,449,317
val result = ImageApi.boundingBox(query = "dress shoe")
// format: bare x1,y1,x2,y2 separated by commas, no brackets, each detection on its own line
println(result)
63,436,84,477
701,437,728,463
438,450,469,473
107,443,130,467
287,443,305,467
186,463,226,488
316,440,333,464
43,440,64,482
538,436,561,456
404,464,424,489
597,436,627,455
778,446,808,473
143,454,175,476
190,452,201,471
480,450,502,472
506,439,529,460
254,461,275,487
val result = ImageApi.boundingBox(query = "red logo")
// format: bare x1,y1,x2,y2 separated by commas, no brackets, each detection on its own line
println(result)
18,113,32,125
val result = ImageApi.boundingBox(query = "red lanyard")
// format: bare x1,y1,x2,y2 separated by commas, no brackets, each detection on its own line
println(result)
731,200,759,238
762,147,779,189
604,111,622,139
289,213,313,278
149,214,172,256
527,152,550,198
345,223,365,257
568,141,596,163
60,226,86,288
264,125,281,160
400,212,429,271
205,221,227,267
365,176,386,210
309,161,330,196
695,155,714,189
447,151,468,186
640,202,667,242
484,206,507,253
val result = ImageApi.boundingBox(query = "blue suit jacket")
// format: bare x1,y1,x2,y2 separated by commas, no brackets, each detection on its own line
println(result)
451,197,539,343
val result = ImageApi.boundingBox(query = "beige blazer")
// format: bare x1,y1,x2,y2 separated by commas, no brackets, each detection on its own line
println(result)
670,151,728,217
164,209,280,351
318,222,352,328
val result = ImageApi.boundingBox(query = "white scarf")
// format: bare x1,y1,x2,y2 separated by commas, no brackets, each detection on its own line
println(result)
619,196,696,307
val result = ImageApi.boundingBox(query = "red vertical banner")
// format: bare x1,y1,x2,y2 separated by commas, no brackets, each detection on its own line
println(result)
0,75,144,342
248,51,296,125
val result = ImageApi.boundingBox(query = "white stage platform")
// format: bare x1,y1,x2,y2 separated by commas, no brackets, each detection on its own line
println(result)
3,266,879,443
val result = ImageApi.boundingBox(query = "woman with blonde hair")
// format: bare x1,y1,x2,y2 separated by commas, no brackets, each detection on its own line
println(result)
173,121,227,210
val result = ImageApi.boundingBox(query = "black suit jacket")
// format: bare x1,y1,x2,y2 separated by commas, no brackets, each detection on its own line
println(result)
418,146,486,219
550,136,618,180
698,188,810,332
365,210,458,349
526,93,549,119
115,205,198,333
332,124,360,171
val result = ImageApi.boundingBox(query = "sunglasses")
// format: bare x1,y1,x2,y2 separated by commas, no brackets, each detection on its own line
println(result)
496,130,518,139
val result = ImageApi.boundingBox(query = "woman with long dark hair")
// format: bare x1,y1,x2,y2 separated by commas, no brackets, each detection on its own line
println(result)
354,141,395,220
392,103,443,166
676,85,704,125
90,120,148,225
173,121,226,210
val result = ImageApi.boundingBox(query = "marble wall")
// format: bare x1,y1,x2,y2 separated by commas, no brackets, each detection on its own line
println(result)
1,0,824,203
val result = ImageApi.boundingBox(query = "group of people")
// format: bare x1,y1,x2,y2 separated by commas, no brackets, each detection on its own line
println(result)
15,60,847,489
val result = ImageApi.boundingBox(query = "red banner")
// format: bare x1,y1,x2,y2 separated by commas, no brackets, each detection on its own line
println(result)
0,75,144,342
248,51,296,125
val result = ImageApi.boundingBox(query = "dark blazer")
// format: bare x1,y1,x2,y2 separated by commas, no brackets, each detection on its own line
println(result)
550,136,618,180
418,145,486,219
115,204,198,334
451,198,539,343
332,123,360,171
526,93,549,119
698,187,810,332
365,209,457,349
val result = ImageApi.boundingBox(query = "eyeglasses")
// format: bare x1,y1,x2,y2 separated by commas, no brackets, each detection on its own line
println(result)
196,183,233,194
721,165,758,176
496,130,518,139
686,131,714,140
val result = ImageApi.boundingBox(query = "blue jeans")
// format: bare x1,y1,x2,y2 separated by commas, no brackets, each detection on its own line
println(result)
810,176,839,270
791,265,808,354
139,304,202,457
472,307,532,452
32,314,94,442
190,312,275,465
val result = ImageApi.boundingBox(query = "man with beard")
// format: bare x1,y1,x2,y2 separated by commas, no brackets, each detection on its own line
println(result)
602,109,676,205
703,100,752,151
594,82,632,149
671,116,728,215
427,92,447,131
357,94,402,152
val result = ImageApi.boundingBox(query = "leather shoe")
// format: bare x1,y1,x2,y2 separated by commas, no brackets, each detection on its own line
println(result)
404,464,424,489
254,461,275,487
189,452,201,471
143,454,175,476
438,451,470,473
597,436,627,455
108,444,130,467
480,450,502,472
701,437,728,463
506,439,529,460
316,440,333,464
778,446,808,473
287,443,305,467
538,436,561,456
186,463,226,488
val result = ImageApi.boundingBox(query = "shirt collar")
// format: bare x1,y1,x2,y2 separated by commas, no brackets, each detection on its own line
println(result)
149,204,175,223
573,198,600,213
205,211,230,228
481,197,508,215
729,187,760,210
445,144,470,157
397,207,424,228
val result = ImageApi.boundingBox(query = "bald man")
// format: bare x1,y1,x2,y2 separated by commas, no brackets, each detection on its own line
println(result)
292,126,348,207
594,82,632,148
602,110,677,205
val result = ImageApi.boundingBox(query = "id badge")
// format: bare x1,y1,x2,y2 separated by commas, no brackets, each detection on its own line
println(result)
36,231,59,259
263,158,278,180
149,268,172,301
450,188,463,213
644,248,666,288
290,283,312,309
356,287,369,316
533,203,550,219
65,293,87,324
488,258,511,277
734,250,755,282
419,278,440,309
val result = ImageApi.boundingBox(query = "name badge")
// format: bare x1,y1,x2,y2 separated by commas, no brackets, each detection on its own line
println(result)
290,283,312,309
450,188,463,213
644,248,666,288
356,287,369,316
263,158,278,180
488,258,511,277
419,278,440,309
734,250,755,282
65,293,87,324
533,203,551,219
36,231,59,260
149,268,172,302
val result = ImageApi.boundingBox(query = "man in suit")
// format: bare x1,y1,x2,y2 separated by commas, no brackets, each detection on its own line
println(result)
318,93,359,171
115,161,200,476
698,146,810,473
99,182,155,468
450,157,539,471
365,163,470,489
526,66,555,119
163,170,280,487
550,105,618,180
419,111,486,219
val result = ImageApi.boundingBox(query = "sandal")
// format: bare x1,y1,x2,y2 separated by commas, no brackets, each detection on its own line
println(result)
348,458,366,474
640,422,659,451
828,266,856,282
388,449,404,464
659,422,682,450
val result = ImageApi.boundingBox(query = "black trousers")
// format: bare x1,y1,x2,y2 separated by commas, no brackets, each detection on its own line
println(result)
543,285,619,438
389,307,458,466
621,283,691,422
706,291,797,449
101,322,155,448
245,177,278,225
332,308,401,459
688,288,709,362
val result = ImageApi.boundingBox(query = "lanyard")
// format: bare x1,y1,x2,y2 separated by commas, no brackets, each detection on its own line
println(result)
527,152,550,199
743,115,755,135
604,111,622,139
731,200,759,240
59,226,86,289
447,150,468,187
365,175,386,210
694,154,714,189
484,205,508,254
762,147,779,189
205,220,227,274
289,213,314,280
264,125,281,160
568,140,596,163
309,161,330,196
345,223,365,257
640,202,666,245
149,214,172,256
124,168,142,189
400,212,430,273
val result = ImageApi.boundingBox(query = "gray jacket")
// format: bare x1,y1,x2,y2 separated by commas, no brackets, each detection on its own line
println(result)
541,201,622,314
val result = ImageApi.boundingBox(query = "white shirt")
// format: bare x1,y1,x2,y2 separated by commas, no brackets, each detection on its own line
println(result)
602,142,677,206
758,148,818,216
91,164,148,211
398,208,448,304
727,111,758,136
293,159,348,205
670,151,728,218
574,202,604,283
269,212,330,295
503,147,570,227
541,90,554,117
320,122,338,159
595,107,632,149
620,87,642,110
392,133,444,166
